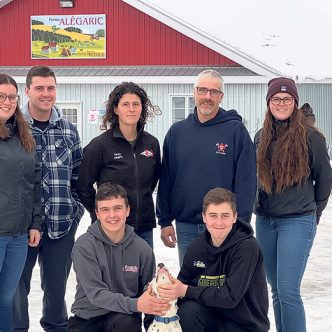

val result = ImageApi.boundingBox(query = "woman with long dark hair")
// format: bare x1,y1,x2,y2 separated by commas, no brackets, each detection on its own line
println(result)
77,82,161,248
254,77,332,332
0,74,41,331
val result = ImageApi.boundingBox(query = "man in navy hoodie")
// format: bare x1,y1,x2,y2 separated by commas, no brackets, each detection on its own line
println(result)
157,69,256,265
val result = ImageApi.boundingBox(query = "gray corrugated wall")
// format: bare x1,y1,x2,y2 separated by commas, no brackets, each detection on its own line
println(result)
17,82,332,157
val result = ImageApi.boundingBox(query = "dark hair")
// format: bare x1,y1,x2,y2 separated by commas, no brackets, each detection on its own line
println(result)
203,187,236,215
257,107,310,193
101,81,161,130
0,73,35,152
26,66,56,88
300,103,316,124
95,182,129,208
300,103,314,116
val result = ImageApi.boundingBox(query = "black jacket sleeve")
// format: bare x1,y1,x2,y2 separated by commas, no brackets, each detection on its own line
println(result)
30,153,42,231
151,139,161,192
77,140,104,222
233,125,257,223
309,130,332,221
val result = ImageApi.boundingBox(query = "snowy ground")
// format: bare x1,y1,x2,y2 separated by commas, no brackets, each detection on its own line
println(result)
28,196,332,331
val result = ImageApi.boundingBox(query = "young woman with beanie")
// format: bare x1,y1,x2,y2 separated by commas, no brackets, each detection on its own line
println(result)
254,77,332,332
0,74,41,331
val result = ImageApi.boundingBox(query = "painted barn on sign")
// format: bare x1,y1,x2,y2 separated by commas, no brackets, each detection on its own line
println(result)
0,0,331,153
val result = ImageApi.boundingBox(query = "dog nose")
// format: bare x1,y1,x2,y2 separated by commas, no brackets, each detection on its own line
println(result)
157,263,165,268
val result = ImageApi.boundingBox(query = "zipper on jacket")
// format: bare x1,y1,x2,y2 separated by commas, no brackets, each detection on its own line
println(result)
133,151,140,230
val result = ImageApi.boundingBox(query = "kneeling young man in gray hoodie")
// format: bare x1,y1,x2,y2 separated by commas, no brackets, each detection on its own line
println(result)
68,182,169,332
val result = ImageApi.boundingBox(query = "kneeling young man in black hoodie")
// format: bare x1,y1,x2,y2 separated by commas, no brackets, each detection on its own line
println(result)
68,182,169,332
157,188,270,332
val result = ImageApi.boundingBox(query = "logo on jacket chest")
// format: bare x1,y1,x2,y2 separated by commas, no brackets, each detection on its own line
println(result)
122,265,139,273
193,260,206,268
114,153,123,160
140,149,154,158
216,142,229,155
198,274,226,287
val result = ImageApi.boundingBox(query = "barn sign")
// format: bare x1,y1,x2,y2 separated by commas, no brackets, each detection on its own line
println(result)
30,14,106,59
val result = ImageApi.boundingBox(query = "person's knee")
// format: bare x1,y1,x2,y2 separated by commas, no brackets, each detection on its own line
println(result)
179,300,223,331
179,300,200,320
0,286,16,303
278,285,301,303
0,294,12,305
178,300,207,330
103,312,141,332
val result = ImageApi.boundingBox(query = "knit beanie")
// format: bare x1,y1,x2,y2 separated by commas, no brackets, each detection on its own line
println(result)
266,77,299,105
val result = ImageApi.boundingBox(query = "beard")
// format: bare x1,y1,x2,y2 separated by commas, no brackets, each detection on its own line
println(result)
197,99,218,115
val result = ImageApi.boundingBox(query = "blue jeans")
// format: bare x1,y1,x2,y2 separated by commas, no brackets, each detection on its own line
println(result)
256,213,316,332
13,223,78,332
176,222,206,266
136,229,153,248
0,234,28,332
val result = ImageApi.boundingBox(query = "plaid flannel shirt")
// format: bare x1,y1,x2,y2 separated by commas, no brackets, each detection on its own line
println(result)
23,104,84,239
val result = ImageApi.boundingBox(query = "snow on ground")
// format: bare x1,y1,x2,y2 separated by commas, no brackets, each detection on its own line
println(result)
28,196,332,331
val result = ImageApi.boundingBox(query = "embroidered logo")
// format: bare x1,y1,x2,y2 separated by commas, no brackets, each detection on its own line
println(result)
193,260,206,268
114,153,123,160
281,85,287,92
198,274,226,287
216,143,228,155
122,265,139,273
140,149,154,158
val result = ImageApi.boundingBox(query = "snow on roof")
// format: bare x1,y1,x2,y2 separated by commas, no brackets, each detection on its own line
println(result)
0,0,13,9
124,0,332,82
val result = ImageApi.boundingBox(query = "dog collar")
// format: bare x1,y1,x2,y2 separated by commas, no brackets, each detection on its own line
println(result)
154,315,179,324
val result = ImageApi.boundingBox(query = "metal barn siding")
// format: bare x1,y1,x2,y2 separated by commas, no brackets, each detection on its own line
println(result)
0,0,239,67
298,84,332,148
16,82,332,153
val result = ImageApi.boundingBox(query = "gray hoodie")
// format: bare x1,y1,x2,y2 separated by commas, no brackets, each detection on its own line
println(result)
71,222,155,319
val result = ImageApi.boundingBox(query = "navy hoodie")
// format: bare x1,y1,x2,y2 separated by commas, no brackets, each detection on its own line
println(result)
178,220,270,332
157,108,256,227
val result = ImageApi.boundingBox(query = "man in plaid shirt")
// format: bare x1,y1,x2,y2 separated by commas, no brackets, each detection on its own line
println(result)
13,66,84,332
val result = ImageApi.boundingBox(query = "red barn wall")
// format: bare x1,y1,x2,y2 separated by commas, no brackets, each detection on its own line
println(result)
0,0,240,67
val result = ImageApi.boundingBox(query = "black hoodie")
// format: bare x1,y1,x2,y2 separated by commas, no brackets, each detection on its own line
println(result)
178,219,270,332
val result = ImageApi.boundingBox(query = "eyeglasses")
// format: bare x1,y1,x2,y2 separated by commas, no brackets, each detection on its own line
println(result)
196,87,222,98
0,93,19,104
270,97,294,106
